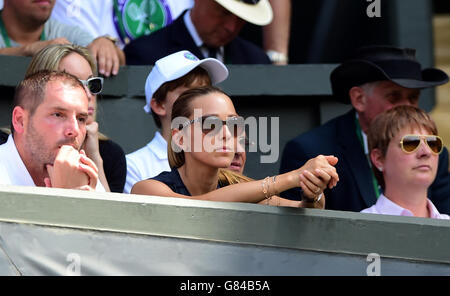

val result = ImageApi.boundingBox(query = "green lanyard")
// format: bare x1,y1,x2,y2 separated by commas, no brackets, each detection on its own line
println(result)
355,116,381,198
0,11,46,47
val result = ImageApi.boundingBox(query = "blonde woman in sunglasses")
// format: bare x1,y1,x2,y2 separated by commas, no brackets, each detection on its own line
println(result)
24,44,126,193
132,86,339,208
362,105,449,219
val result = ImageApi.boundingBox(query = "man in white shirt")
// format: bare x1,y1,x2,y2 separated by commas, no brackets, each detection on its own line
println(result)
0,70,103,191
0,0,124,77
124,50,228,193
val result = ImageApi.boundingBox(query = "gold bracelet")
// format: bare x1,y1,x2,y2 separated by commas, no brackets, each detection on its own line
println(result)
262,176,273,204
271,176,280,206
101,35,118,45
262,176,280,205
262,176,269,196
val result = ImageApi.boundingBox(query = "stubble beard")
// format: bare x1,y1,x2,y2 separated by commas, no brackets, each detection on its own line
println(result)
25,121,57,171
25,119,82,171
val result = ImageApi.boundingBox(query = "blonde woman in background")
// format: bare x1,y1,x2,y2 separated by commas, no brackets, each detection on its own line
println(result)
0,127,8,143
25,44,126,192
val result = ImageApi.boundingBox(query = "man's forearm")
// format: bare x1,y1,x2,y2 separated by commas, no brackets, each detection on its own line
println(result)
0,46,27,56
263,0,291,64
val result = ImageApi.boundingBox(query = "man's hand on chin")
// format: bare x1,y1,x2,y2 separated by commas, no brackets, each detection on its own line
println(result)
44,145,98,191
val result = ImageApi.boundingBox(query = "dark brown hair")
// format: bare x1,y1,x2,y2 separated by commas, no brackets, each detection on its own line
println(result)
151,67,212,128
11,70,86,134
168,86,225,168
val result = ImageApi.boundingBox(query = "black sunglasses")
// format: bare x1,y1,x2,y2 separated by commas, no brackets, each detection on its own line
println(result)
399,134,443,155
182,115,245,136
79,77,104,95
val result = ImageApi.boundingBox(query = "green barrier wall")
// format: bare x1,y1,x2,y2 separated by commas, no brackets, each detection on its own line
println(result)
0,186,448,275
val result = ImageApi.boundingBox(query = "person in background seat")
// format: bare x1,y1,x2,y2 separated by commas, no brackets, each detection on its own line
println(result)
362,105,449,219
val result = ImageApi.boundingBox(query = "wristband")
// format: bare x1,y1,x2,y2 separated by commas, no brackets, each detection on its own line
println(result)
101,35,118,45
266,50,288,64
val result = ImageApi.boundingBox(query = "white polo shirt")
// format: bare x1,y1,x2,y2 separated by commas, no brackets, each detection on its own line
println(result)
124,131,170,193
0,135,105,192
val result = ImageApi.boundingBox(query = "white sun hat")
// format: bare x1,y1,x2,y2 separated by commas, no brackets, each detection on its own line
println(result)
215,0,273,26
144,50,229,113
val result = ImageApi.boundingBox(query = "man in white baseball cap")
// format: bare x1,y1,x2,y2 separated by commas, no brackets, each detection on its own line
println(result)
124,50,229,193
125,0,273,65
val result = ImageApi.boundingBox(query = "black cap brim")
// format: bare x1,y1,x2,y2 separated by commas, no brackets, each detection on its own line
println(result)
330,61,449,104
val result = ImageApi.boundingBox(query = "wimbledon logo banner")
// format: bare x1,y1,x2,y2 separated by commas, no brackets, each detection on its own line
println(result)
113,0,173,44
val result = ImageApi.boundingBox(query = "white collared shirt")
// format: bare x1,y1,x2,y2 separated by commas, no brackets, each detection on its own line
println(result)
183,10,224,62
124,131,171,193
361,129,369,155
0,135,36,186
355,113,369,155
0,135,105,192
361,193,450,219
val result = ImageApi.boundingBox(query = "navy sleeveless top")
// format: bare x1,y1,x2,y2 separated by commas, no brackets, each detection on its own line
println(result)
151,169,222,196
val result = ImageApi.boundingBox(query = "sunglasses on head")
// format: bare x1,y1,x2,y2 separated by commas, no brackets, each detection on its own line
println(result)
399,134,443,155
182,115,245,136
79,77,104,95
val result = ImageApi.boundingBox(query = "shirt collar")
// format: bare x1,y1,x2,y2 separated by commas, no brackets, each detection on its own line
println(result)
376,193,444,218
361,130,369,155
183,9,224,62
425,199,445,219
184,10,203,47
375,194,413,216
2,135,106,191
147,131,168,160
3,135,36,186
355,112,369,155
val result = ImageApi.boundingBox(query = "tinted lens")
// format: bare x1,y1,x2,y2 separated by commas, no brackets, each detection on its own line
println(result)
426,136,443,154
202,116,222,134
402,135,421,152
88,78,103,94
401,135,443,154
226,117,244,137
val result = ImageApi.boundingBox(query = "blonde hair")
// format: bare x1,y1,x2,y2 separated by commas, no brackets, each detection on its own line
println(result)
167,86,252,186
25,44,108,140
26,44,97,77
0,127,11,134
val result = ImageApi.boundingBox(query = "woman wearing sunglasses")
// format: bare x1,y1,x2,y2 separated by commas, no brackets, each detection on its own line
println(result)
362,105,449,219
24,44,126,193
132,86,339,208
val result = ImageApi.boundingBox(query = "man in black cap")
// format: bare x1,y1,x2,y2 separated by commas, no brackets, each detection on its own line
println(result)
279,45,450,214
